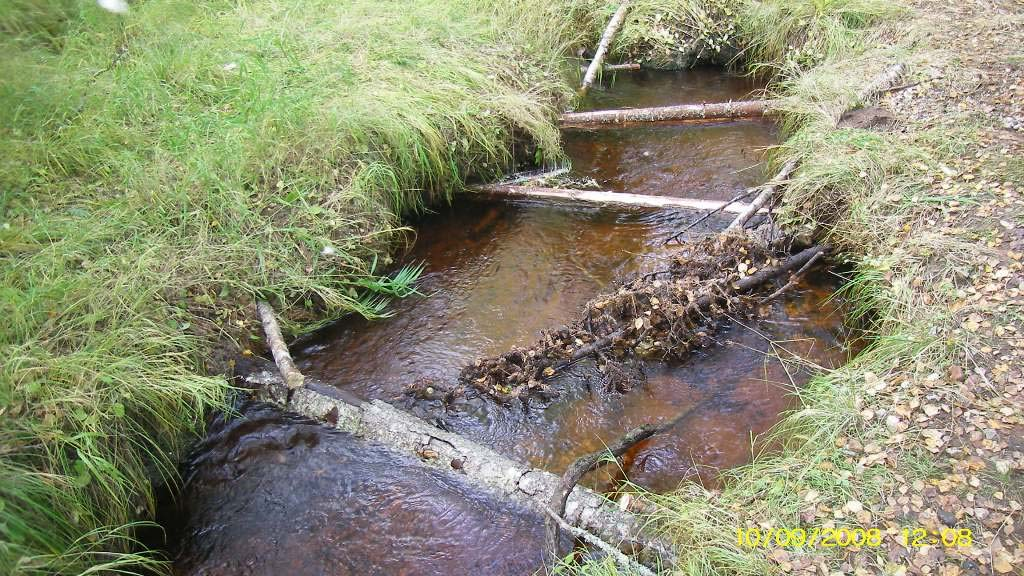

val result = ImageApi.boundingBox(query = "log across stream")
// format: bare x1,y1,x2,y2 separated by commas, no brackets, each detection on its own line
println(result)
162,68,853,575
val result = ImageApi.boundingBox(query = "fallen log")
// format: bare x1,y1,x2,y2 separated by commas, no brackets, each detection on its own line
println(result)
580,62,641,73
470,183,754,213
560,99,779,127
245,368,677,570
581,2,631,93
256,300,305,389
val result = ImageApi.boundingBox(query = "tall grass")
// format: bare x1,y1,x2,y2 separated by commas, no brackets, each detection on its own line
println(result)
0,0,595,573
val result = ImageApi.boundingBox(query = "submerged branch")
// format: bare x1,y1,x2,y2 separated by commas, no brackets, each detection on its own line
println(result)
547,402,705,558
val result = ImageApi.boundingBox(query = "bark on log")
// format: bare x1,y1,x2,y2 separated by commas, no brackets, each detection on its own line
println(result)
581,3,631,93
256,301,305,389
580,62,641,73
245,368,677,569
560,99,779,127
725,159,799,230
470,184,754,214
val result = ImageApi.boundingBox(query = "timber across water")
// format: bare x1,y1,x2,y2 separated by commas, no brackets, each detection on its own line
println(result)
244,366,677,571
560,99,779,127
469,183,757,212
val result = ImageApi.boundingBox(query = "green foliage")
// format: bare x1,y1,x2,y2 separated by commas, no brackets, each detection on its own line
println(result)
0,0,587,573
737,0,906,70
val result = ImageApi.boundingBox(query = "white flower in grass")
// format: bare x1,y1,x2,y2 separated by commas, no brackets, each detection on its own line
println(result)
321,245,336,256
97,0,129,14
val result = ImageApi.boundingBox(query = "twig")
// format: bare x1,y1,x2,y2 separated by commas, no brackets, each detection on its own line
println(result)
256,301,305,390
541,504,657,576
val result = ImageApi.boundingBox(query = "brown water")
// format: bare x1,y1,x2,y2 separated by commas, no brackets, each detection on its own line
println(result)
563,68,778,200
168,404,559,575
167,69,849,574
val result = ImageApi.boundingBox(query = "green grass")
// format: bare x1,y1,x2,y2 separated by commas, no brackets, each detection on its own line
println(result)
0,0,993,574
0,0,600,572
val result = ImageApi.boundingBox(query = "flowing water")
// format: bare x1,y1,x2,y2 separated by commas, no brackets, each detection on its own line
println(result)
166,68,849,575
563,68,778,200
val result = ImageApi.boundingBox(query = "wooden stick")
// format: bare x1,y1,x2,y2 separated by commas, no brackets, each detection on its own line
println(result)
256,301,305,389
541,504,657,576
580,62,642,73
725,159,799,231
560,99,779,127
581,2,631,93
470,184,754,213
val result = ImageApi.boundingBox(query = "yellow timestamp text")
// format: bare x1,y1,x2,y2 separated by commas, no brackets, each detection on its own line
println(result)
735,527,973,549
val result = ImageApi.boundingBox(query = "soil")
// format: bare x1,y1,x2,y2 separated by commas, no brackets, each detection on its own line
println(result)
838,107,897,131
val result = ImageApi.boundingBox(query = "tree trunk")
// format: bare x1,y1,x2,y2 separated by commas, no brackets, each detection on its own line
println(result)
581,2,631,92
580,62,641,73
470,183,754,214
560,99,779,127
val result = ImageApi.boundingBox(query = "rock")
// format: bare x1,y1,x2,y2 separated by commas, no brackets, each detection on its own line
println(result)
937,509,957,527
838,106,897,130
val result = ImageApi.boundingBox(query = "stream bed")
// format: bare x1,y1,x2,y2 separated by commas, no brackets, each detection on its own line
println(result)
164,68,851,575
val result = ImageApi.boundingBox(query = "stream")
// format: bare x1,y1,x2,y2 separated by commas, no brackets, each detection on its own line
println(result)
163,68,852,575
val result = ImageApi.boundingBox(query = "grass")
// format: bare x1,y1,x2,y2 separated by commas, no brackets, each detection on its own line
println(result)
0,0,997,574
0,0,601,572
